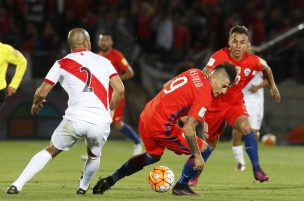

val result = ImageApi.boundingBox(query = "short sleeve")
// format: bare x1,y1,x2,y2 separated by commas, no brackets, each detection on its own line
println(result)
44,61,61,85
107,60,119,78
116,50,129,72
188,84,212,122
205,50,226,70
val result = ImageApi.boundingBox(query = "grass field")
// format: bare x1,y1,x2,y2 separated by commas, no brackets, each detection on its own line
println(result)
0,140,303,201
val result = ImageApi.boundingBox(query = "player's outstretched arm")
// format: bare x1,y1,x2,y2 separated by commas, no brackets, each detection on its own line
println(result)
183,116,205,171
31,82,53,115
109,75,125,111
261,61,281,103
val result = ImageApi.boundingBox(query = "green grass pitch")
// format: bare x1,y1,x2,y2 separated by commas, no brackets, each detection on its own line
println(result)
1,140,303,201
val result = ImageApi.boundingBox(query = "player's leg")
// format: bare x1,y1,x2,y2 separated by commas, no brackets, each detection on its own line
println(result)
232,128,246,171
78,123,110,194
233,115,269,182
161,126,212,195
113,99,142,155
0,89,6,109
113,120,142,155
186,112,225,187
7,144,61,194
93,120,161,194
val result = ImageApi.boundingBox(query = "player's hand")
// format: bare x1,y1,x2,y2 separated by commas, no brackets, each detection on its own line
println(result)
193,155,205,171
6,86,16,96
249,85,258,93
270,86,280,104
31,100,45,115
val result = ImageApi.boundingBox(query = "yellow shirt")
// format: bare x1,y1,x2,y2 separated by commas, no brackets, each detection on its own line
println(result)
0,42,27,90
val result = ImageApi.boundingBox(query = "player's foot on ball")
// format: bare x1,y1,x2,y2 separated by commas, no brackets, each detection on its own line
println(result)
76,188,87,194
236,162,246,172
188,169,202,187
172,182,199,196
253,168,269,182
93,176,114,194
133,143,143,156
6,185,19,194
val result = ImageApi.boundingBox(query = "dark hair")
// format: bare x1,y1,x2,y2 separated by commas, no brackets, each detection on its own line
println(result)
214,62,237,85
229,25,248,36
100,31,112,37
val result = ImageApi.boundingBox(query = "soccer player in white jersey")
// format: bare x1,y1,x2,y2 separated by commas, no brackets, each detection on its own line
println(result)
232,71,269,171
6,28,125,195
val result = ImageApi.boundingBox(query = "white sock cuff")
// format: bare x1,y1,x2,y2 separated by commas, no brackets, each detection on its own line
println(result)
41,149,53,160
232,145,243,152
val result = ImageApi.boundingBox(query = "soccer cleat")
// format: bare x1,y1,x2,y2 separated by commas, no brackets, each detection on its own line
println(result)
236,163,246,172
6,185,19,194
93,176,114,194
133,143,143,156
172,182,199,196
253,169,269,182
188,169,202,187
76,188,86,194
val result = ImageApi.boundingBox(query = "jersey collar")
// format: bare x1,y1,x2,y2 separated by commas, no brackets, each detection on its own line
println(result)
72,48,87,53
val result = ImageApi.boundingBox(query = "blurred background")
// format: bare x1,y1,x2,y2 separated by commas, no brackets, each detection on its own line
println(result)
0,0,304,144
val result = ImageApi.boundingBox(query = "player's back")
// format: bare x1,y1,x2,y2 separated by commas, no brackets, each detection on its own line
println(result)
140,69,212,133
48,50,117,126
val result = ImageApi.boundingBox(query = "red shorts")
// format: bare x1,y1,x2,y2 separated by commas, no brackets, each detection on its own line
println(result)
204,99,248,142
112,97,125,123
139,118,204,156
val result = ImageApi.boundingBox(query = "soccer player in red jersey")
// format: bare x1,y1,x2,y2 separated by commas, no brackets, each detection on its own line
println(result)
97,32,142,155
93,63,237,196
188,25,281,186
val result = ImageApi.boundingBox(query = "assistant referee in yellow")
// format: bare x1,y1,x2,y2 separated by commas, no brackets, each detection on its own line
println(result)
0,42,27,107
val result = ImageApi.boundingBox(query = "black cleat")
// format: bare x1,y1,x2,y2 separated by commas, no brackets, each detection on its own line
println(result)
93,176,114,194
6,185,19,194
77,188,87,194
172,182,199,196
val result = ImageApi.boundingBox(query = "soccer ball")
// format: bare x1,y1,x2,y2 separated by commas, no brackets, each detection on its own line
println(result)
148,166,175,192
261,133,277,146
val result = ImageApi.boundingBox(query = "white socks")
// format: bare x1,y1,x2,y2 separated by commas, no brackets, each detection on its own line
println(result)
79,157,100,190
232,145,245,165
12,149,52,191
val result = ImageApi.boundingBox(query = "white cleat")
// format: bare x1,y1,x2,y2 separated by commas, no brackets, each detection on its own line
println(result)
236,163,246,172
133,143,143,156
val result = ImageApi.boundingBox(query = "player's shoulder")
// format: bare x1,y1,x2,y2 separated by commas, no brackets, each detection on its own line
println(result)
0,42,15,53
244,52,264,65
213,47,229,57
109,48,125,59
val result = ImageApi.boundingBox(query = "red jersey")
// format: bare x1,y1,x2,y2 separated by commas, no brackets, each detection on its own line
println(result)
140,69,212,135
97,48,129,100
97,48,129,74
205,47,264,107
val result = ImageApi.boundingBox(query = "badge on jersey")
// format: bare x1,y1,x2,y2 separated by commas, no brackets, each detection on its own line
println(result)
207,58,215,66
198,107,207,118
244,68,251,76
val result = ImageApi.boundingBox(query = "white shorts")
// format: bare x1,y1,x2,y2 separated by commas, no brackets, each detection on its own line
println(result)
245,101,264,130
51,119,110,157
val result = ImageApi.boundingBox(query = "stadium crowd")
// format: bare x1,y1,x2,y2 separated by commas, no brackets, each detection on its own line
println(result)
0,0,303,84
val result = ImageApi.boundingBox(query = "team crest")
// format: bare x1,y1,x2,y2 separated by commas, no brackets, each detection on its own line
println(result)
244,68,251,76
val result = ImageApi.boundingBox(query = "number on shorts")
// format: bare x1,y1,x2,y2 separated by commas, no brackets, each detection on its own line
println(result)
80,67,94,92
164,76,188,94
